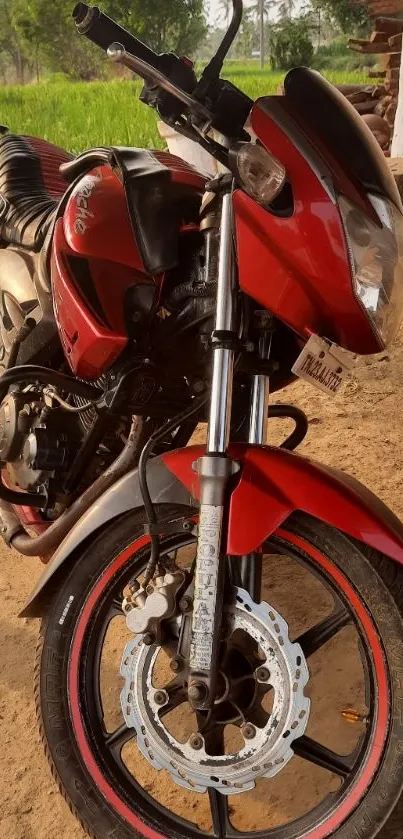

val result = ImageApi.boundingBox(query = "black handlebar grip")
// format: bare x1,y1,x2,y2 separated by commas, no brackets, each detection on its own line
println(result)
72,4,162,70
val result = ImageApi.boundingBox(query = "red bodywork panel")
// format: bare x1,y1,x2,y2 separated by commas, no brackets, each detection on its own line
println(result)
21,441,403,618
163,444,403,562
234,100,381,356
52,154,205,379
63,165,147,272
52,218,129,379
52,165,145,378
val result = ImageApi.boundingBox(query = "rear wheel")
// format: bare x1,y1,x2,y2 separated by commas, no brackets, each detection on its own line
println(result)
36,512,403,839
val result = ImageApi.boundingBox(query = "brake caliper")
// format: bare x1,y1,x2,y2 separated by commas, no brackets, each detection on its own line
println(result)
122,570,186,642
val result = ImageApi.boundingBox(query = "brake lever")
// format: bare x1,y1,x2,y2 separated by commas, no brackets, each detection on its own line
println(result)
107,43,213,126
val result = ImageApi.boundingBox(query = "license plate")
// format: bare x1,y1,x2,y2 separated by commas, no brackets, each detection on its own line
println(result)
292,335,356,396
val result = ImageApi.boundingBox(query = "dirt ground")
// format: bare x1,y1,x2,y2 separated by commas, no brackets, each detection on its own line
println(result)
2,332,403,839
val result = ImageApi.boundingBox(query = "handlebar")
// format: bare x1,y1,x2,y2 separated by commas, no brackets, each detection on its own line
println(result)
72,4,162,71
107,44,212,122
196,0,243,96
72,1,248,140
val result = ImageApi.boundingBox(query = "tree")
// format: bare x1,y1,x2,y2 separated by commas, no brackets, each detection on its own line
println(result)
310,0,369,34
127,0,206,54
277,0,296,20
12,0,106,80
249,1,272,68
251,0,297,67
217,0,232,27
197,26,227,60
11,3,41,82
6,0,207,81
235,7,255,58
103,0,137,30
0,0,30,83
258,0,266,68
268,15,314,69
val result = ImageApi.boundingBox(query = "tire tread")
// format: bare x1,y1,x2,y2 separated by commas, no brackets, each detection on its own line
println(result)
35,625,99,839
34,513,403,839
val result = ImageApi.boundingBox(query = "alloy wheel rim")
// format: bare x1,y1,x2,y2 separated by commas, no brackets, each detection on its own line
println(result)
68,530,388,839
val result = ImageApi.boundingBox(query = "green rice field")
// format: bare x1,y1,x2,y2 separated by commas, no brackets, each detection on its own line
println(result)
0,64,368,153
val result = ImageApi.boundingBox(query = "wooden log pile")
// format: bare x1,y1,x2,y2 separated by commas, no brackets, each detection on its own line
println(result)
388,156,403,193
353,0,403,16
345,16,403,149
336,83,387,117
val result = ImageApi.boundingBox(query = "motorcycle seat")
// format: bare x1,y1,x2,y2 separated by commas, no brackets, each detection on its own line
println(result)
0,133,74,251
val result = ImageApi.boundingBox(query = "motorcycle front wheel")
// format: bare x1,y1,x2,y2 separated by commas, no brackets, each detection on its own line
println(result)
36,511,403,839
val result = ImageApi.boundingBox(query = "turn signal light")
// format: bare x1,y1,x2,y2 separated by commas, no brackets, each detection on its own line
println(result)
230,142,286,208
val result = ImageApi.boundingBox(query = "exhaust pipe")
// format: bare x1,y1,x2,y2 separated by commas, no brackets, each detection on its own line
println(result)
0,417,144,558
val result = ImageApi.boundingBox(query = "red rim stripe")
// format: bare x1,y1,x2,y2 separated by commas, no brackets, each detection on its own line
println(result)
69,535,166,839
68,529,390,839
278,529,389,839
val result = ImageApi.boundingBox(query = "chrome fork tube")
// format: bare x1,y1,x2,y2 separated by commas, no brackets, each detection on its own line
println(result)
188,185,239,710
207,191,235,453
248,330,271,446
240,324,272,601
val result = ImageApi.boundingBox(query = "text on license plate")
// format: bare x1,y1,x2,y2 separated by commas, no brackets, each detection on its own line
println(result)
295,353,344,393
291,336,354,396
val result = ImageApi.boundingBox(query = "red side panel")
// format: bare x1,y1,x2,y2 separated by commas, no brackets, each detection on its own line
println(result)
63,166,147,272
51,219,127,379
62,156,205,272
234,101,381,356
163,444,403,562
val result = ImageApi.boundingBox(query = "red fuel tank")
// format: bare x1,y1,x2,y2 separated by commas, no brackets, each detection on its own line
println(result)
52,155,205,380
52,165,156,380
63,165,147,272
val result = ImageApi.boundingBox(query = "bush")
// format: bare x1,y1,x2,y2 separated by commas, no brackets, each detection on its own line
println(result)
269,17,314,71
312,39,375,72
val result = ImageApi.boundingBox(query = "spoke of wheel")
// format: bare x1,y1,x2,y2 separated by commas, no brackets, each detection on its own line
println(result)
105,723,136,754
296,608,351,658
294,736,353,778
230,674,257,687
159,683,187,719
209,789,229,839
111,598,124,615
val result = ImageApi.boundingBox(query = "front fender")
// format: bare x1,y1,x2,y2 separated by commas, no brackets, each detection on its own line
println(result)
22,444,403,617
168,445,403,558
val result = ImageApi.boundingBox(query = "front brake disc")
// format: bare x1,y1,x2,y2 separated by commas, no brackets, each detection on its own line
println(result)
120,587,310,794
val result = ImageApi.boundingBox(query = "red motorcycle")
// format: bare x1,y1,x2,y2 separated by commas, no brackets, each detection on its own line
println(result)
3,2,403,837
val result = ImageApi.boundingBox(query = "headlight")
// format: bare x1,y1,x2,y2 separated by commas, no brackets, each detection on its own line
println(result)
230,142,286,207
339,193,403,348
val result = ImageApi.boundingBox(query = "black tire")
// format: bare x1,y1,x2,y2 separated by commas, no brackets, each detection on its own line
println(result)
36,512,403,839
